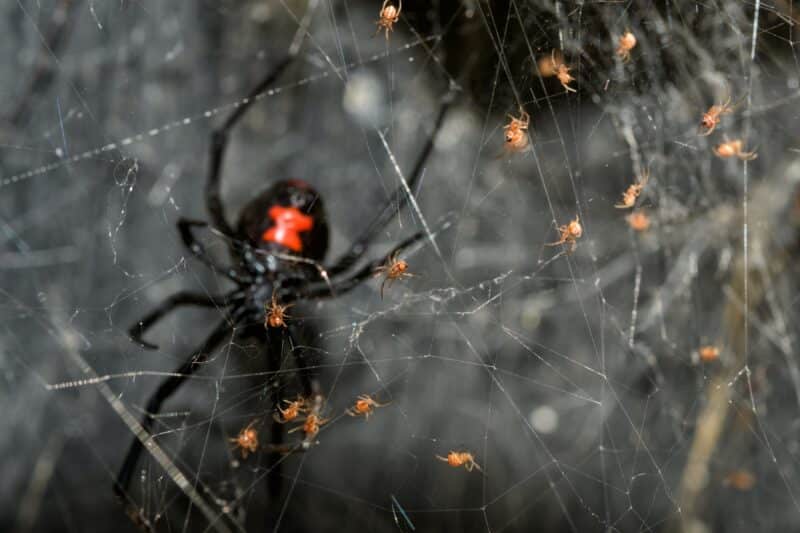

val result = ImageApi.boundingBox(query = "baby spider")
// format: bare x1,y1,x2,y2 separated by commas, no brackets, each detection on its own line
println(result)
714,139,757,161
375,0,401,40
436,451,482,472
616,30,637,62
626,210,651,232
537,50,576,93
346,394,389,420
265,291,293,329
723,470,756,491
698,345,720,363
230,420,259,459
615,171,649,209
289,413,329,440
273,396,307,424
503,108,530,154
374,251,413,299
700,96,735,136
546,215,582,252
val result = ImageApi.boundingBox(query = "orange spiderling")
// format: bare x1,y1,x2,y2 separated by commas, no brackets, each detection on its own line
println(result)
273,396,307,424
626,210,651,232
615,171,649,209
265,291,293,329
698,345,720,363
374,251,413,299
538,50,576,93
714,139,757,161
436,451,482,472
556,64,577,93
723,470,756,491
289,413,328,440
375,0,401,40
546,215,583,252
700,96,735,136
616,31,637,62
537,52,559,78
230,420,259,459
346,394,389,419
502,108,531,154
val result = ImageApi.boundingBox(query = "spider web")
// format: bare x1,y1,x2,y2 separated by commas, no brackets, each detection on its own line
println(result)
4,0,800,532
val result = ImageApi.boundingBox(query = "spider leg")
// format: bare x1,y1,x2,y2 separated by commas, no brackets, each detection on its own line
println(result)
325,91,455,277
253,322,323,505
262,328,289,502
114,319,233,499
380,276,394,300
206,57,294,236
178,218,251,283
301,230,427,299
280,327,318,399
251,328,322,509
129,290,240,350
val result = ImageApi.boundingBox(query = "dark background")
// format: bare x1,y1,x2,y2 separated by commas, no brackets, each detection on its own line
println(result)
3,1,800,531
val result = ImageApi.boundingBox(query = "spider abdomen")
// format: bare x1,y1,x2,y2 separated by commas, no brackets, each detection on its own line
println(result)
236,180,329,261
261,206,314,252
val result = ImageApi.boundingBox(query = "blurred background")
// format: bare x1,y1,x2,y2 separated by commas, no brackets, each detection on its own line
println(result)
3,1,800,531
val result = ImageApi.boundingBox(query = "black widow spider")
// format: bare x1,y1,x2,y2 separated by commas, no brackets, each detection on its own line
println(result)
113,54,454,510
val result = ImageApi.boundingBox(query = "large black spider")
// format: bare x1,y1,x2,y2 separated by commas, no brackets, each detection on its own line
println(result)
113,55,453,514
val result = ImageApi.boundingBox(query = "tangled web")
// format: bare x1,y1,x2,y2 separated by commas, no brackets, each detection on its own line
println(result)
4,1,800,532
